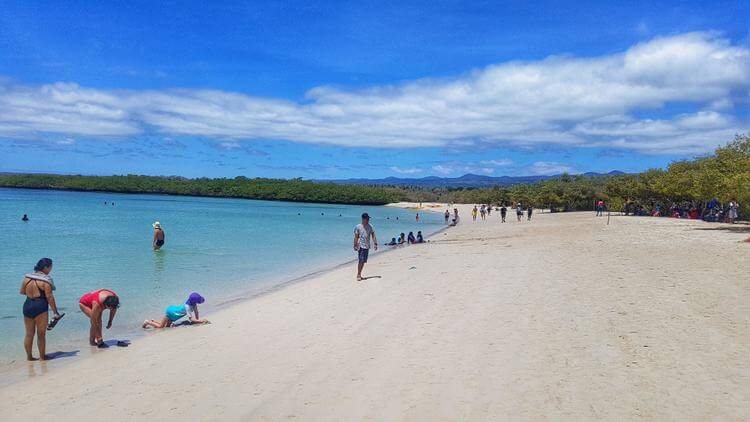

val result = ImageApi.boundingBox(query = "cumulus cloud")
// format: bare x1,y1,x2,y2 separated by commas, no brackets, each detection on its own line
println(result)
0,32,748,154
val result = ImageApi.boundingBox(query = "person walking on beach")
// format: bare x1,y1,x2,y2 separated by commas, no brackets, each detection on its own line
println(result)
527,205,534,221
500,205,507,222
480,205,486,220
472,206,478,221
516,203,523,221
354,213,378,281
153,221,165,250
444,210,450,225
596,200,605,217
20,258,61,361
79,289,119,347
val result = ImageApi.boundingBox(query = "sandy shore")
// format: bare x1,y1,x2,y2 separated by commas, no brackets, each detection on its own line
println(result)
2,206,749,421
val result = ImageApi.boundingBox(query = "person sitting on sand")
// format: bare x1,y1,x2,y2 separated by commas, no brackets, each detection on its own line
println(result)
407,231,416,244
143,292,209,329
398,233,406,244
386,237,398,246
20,258,62,361
152,221,165,250
416,231,424,243
79,289,119,347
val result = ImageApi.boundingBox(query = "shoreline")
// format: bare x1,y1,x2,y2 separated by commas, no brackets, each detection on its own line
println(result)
0,202,450,385
3,208,748,420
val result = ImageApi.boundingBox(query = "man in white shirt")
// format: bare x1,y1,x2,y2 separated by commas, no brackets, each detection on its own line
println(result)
353,213,378,281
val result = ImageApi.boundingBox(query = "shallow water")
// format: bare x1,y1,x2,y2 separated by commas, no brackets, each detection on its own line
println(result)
0,188,443,362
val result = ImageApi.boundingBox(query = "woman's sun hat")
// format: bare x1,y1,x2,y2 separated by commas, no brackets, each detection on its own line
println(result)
152,221,162,229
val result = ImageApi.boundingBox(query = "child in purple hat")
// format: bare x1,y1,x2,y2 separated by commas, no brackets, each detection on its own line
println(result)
142,292,210,329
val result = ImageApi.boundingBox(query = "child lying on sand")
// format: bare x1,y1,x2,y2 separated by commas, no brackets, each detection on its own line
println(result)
143,292,210,329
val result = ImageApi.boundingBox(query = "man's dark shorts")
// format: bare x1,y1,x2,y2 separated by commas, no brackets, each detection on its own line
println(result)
358,248,369,263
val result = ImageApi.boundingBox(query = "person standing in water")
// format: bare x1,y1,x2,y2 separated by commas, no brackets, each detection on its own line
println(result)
21,214,29,221
416,213,420,223
20,258,61,361
353,213,378,281
152,221,165,250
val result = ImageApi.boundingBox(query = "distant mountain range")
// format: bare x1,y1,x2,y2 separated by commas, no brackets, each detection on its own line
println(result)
319,171,625,188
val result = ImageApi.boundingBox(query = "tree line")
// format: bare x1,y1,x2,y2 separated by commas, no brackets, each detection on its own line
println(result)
1,135,747,218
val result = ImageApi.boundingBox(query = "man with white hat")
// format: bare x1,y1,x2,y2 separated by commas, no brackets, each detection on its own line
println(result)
152,221,165,250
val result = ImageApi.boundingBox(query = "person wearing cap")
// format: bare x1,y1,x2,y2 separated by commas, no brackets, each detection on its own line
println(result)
353,213,378,281
142,292,209,329
152,221,165,250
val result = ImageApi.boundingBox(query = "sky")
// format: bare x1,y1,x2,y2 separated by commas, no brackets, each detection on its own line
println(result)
0,0,749,179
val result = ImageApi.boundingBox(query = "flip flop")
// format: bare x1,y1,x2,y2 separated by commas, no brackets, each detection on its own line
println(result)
47,313,65,330
97,342,109,349
116,340,130,347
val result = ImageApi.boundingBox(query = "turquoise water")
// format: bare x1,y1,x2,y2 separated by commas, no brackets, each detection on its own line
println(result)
0,188,443,362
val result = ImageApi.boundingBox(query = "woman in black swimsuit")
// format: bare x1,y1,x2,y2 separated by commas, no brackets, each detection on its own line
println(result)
20,258,61,361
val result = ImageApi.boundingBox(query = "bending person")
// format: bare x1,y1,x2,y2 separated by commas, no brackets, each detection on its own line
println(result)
20,258,61,361
78,289,119,347
143,292,209,329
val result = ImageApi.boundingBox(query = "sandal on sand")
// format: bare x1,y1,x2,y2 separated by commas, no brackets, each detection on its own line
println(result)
47,313,65,330
97,342,109,349
116,340,130,347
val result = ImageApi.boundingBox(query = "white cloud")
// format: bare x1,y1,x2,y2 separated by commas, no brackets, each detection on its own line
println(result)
389,166,423,175
0,32,748,154
431,163,494,176
480,159,513,167
526,161,577,176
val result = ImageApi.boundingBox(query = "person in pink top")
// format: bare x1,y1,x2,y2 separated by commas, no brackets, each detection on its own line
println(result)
78,289,119,347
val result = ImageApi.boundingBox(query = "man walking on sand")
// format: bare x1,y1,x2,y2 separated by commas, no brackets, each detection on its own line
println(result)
354,213,378,281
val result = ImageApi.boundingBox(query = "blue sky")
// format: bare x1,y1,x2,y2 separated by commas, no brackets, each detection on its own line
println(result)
1,0,749,179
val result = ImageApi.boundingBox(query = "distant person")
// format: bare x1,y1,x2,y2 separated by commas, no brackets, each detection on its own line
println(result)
444,210,450,224
500,205,507,222
416,213,420,223
143,293,209,329
407,231,416,244
451,208,460,226
596,200,605,217
21,214,29,221
20,258,61,361
353,213,378,281
480,205,486,220
729,201,739,223
472,206,478,221
486,206,491,216
152,221,165,250
516,203,523,221
386,237,398,246
527,205,533,221
416,231,424,243
78,289,119,347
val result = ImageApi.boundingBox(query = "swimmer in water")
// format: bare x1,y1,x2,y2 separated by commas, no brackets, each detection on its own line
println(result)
153,221,165,250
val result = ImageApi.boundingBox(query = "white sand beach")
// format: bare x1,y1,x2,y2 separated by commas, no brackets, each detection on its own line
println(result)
2,207,749,421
